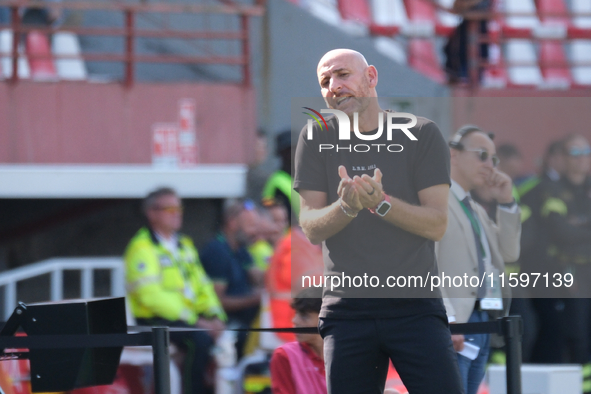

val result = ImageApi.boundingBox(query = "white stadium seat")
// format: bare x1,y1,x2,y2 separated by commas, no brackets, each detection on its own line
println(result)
52,31,88,81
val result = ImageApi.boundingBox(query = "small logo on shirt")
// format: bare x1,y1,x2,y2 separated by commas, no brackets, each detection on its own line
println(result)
351,164,377,172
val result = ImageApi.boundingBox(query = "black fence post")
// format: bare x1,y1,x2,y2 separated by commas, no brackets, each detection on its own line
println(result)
502,316,523,394
152,327,171,394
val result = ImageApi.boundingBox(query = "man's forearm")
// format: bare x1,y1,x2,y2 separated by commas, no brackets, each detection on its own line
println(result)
381,195,448,241
219,294,260,312
300,199,355,245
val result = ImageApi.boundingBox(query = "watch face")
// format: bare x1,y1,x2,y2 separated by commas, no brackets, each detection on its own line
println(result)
377,201,391,216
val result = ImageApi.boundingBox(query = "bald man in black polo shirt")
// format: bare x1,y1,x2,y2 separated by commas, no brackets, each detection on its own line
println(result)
294,49,464,394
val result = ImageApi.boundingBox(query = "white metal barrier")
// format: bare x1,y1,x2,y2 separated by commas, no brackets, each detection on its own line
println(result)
0,257,183,394
0,257,125,320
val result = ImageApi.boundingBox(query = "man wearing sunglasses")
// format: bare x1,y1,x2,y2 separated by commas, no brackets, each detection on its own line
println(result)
539,135,591,390
437,126,521,394
124,187,226,394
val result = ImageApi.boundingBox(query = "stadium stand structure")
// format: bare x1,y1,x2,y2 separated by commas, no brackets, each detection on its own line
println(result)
1,0,589,89
289,0,591,90
0,0,259,84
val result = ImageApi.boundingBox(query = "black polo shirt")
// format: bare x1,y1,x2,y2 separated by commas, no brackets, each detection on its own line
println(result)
294,112,450,319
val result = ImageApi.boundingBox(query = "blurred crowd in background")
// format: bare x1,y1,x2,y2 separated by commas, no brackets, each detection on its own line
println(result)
120,124,591,394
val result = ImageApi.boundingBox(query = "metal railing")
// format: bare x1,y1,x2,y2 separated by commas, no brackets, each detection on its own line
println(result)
0,256,125,320
0,0,265,86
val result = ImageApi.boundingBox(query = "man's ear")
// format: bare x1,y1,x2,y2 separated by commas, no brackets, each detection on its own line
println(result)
366,65,378,88
449,148,459,165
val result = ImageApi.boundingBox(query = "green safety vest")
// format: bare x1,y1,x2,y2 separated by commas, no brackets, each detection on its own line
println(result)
516,176,540,199
262,170,300,216
124,227,226,324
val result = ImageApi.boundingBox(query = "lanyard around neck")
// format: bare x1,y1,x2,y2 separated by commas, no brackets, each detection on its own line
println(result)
457,197,486,258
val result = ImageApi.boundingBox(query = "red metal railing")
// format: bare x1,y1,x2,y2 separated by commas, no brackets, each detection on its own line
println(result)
0,0,265,86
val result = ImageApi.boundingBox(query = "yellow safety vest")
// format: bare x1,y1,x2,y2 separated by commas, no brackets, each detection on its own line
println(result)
124,227,226,324
248,239,274,271
262,170,300,216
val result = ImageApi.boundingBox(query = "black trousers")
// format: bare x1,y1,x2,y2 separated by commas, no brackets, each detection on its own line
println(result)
564,298,591,364
530,298,565,363
530,298,591,364
319,310,464,394
137,318,214,394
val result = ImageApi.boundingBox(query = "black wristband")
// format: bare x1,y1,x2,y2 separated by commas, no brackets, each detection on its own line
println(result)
498,199,517,208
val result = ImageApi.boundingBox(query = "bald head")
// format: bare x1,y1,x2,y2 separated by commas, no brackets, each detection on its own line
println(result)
316,49,379,118
317,49,369,74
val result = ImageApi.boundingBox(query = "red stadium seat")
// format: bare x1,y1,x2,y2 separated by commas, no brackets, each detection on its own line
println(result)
536,0,573,87
287,0,591,89
403,0,436,22
403,0,446,83
338,0,372,25
405,0,453,34
25,30,58,81
408,38,446,83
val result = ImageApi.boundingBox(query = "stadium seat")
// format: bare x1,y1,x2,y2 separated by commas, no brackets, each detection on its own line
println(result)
503,0,540,33
338,0,372,25
52,31,87,81
371,0,408,29
404,0,446,83
370,0,407,64
570,0,591,85
570,40,591,85
502,0,543,85
25,30,58,81
291,0,590,89
536,0,572,88
408,38,445,83
505,39,543,85
481,42,509,88
374,36,407,64
436,0,461,33
0,30,3,78
0,29,30,80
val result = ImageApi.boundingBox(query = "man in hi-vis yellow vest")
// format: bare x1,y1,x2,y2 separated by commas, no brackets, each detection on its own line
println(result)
124,187,226,394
